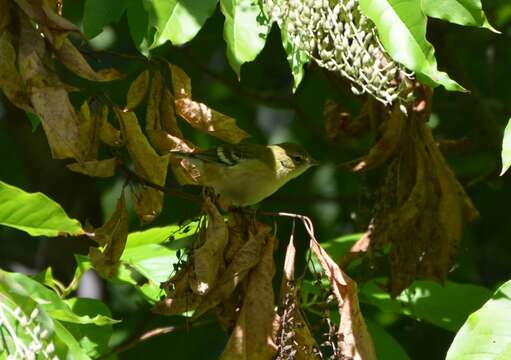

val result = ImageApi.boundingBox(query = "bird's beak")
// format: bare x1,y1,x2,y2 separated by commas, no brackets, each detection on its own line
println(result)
308,158,320,166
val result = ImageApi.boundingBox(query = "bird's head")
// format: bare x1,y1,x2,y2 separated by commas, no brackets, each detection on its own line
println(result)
270,142,319,179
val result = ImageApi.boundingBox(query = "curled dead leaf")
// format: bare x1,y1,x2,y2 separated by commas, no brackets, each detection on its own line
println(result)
175,98,250,144
160,86,182,137
117,109,169,223
98,106,123,147
0,32,33,112
310,238,376,360
145,71,163,131
89,194,129,277
56,39,123,81
353,104,403,172
153,267,200,316
67,158,116,178
220,233,277,360
126,69,150,110
193,222,271,319
189,197,229,295
169,63,192,99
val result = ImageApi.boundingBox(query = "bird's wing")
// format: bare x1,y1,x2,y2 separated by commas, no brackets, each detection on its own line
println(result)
172,144,261,167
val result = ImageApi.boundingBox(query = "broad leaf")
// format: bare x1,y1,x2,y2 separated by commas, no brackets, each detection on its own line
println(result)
500,118,511,176
220,0,270,76
359,0,465,91
0,181,83,237
0,270,118,326
83,0,128,39
446,280,511,360
127,0,150,52
366,320,410,360
360,278,491,332
421,0,498,33
281,27,310,91
146,0,218,47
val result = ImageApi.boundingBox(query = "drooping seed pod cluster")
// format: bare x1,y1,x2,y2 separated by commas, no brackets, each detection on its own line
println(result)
263,0,412,105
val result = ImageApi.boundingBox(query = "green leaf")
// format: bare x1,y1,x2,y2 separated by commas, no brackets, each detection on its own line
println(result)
500,118,511,176
0,270,118,326
220,0,270,76
53,320,92,360
0,181,83,237
62,298,114,358
366,319,410,360
360,278,492,331
127,0,150,52
359,0,465,92
446,280,511,360
421,0,499,33
145,0,218,47
121,244,178,284
281,27,310,91
126,223,197,248
83,0,128,39
308,233,363,274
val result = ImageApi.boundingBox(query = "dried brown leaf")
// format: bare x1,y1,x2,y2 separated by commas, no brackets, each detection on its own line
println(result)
353,104,403,172
117,109,169,223
310,239,376,360
67,158,116,177
0,0,11,34
175,98,250,144
145,71,163,130
98,106,123,147
160,86,182,137
220,233,277,360
30,86,84,160
126,69,150,110
89,195,129,277
0,32,33,112
77,101,102,160
169,63,192,99
153,268,200,316
193,223,270,319
56,39,123,81
275,238,321,360
190,197,229,295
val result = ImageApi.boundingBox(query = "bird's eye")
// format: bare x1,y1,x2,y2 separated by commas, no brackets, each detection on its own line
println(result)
292,155,304,163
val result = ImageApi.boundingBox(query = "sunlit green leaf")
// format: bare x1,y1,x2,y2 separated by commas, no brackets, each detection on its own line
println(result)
360,278,491,331
421,0,499,33
62,298,114,358
281,27,310,91
500,118,511,176
446,280,511,360
220,0,270,76
0,181,83,237
359,0,465,92
0,270,118,326
127,0,150,52
146,0,218,47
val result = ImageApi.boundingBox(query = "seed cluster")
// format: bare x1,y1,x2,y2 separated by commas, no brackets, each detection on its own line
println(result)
263,0,411,105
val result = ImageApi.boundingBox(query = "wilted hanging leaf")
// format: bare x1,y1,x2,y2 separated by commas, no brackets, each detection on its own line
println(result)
0,0,11,34
276,236,321,360
117,109,169,223
220,233,277,360
169,63,192,99
175,98,250,144
193,222,270,319
190,197,229,295
310,238,376,360
153,267,200,316
160,86,182,137
77,100,101,160
67,158,116,177
126,69,150,110
55,39,123,81
89,194,129,277
98,106,123,147
0,32,33,112
14,0,80,48
145,70,163,130
30,86,84,160
353,104,403,172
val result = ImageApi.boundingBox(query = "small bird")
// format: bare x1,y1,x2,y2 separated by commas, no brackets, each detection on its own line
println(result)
172,142,318,206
